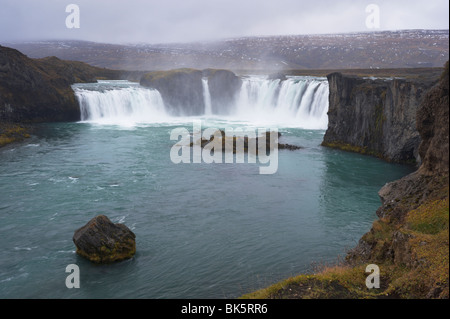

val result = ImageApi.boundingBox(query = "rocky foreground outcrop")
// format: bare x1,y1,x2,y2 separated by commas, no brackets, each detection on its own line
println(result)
322,72,440,163
73,215,136,264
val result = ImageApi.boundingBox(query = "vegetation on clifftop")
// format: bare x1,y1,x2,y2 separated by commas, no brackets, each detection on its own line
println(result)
242,175,449,300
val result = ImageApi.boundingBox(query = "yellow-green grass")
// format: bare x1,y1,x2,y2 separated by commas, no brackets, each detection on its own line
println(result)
0,123,30,147
242,195,449,299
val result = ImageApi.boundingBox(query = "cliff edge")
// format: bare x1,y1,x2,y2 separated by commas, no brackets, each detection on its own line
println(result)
0,45,126,146
322,72,440,164
140,68,241,116
0,45,125,123
243,62,449,299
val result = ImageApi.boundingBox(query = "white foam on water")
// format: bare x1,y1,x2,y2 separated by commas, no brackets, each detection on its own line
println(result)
73,77,329,129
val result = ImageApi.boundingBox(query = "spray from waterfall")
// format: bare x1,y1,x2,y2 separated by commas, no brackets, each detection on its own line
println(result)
73,77,329,129
73,80,169,125
235,77,329,129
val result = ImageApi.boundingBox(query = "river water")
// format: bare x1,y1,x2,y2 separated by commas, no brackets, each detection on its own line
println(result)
0,79,414,298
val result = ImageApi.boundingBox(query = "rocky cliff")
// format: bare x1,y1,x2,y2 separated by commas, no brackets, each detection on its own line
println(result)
203,69,242,115
0,45,123,123
140,68,242,116
0,45,133,146
416,63,449,176
244,63,449,299
322,72,441,163
345,62,449,298
140,68,205,116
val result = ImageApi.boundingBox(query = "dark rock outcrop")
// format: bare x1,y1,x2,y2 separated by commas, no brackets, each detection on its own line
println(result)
140,68,205,116
0,123,31,147
0,45,122,123
190,130,301,153
374,62,449,222
73,215,136,264
140,68,243,116
416,61,449,176
0,46,79,122
346,63,449,298
322,72,440,163
203,69,242,115
267,72,287,81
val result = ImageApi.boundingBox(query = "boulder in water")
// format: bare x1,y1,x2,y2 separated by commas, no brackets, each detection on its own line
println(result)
73,215,136,264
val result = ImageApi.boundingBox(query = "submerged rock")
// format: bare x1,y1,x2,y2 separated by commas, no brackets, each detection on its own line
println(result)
73,215,136,264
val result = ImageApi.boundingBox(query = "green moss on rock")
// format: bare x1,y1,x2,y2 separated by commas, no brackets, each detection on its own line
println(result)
73,215,136,264
0,123,31,147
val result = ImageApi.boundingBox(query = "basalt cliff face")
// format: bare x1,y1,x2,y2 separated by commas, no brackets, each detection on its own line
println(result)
416,64,449,176
244,63,449,299
140,68,241,116
0,45,123,123
323,72,441,164
1,46,79,123
140,68,205,116
203,69,242,115
346,62,449,298
0,45,133,146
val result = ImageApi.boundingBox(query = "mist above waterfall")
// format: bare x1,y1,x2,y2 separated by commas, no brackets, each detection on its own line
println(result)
73,76,329,129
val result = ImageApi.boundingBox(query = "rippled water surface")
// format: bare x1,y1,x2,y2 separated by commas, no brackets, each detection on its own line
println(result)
0,121,414,298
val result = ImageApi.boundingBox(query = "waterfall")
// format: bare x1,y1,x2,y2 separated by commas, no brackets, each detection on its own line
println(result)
73,80,168,125
72,77,329,129
202,78,212,116
235,77,329,129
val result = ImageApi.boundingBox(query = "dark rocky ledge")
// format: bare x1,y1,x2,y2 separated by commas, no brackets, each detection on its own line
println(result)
0,45,125,124
189,131,302,153
140,68,242,116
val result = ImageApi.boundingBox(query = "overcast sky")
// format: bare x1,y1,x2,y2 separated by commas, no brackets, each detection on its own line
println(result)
0,0,448,44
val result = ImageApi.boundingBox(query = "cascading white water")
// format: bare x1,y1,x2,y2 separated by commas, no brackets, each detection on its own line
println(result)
72,77,329,129
73,80,168,125
235,77,329,129
202,78,213,116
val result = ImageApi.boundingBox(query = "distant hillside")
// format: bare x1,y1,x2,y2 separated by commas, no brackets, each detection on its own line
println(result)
4,30,449,72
